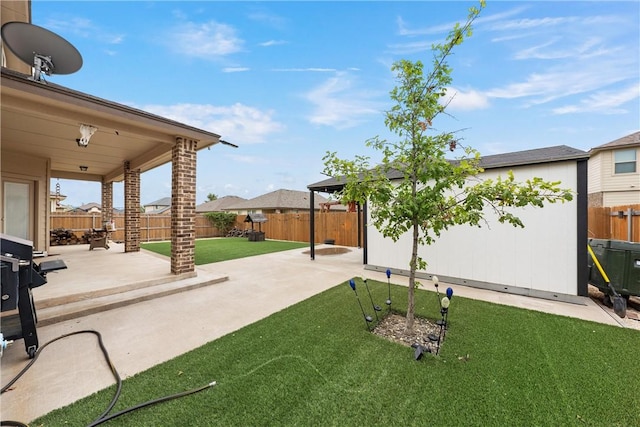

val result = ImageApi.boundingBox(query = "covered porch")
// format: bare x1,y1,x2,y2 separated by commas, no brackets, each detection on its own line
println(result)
1,67,224,275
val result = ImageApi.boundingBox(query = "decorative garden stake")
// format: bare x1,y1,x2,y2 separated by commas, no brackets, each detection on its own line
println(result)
385,269,392,308
349,279,372,331
363,277,381,321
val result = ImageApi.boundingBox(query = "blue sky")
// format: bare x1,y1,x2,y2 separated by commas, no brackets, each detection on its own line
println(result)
34,1,639,208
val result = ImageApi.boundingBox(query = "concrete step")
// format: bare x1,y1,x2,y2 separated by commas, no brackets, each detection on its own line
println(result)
35,275,228,327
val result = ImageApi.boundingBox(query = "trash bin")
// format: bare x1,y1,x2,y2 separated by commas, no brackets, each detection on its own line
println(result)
588,238,640,298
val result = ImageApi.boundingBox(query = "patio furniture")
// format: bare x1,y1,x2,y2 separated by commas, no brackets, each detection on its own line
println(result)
88,227,110,250
1,233,67,358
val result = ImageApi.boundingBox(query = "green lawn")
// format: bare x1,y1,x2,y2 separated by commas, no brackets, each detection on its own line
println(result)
34,280,640,426
141,237,308,265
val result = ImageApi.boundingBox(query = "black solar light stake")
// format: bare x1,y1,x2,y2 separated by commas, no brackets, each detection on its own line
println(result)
385,269,392,308
363,277,381,321
349,279,372,331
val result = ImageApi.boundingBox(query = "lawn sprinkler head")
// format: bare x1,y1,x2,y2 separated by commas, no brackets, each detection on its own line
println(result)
349,279,356,291
386,268,391,279
446,287,453,300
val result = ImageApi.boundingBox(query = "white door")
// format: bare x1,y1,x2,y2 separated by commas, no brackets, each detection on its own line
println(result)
3,180,32,240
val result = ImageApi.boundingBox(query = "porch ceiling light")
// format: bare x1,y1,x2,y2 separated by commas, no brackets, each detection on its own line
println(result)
79,165,88,171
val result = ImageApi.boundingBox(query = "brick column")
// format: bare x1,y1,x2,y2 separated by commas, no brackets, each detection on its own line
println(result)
124,161,141,252
171,137,197,274
101,180,113,226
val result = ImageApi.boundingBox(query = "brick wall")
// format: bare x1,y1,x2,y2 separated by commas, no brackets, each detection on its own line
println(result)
124,161,141,252
101,180,113,224
171,137,197,274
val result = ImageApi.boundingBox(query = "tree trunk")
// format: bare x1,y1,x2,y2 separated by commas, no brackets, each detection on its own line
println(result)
406,219,420,332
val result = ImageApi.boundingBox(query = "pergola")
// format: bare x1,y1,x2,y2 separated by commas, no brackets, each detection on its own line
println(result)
307,177,365,262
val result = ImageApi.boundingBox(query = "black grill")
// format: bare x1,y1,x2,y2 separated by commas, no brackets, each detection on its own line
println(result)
1,233,66,358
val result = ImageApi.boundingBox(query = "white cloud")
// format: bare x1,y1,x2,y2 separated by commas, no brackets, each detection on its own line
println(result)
223,67,250,73
514,37,621,61
305,72,384,129
141,103,285,144
485,56,637,106
170,21,244,58
44,16,124,45
444,87,490,111
259,40,288,47
248,11,287,29
386,40,436,55
552,84,640,115
272,68,336,72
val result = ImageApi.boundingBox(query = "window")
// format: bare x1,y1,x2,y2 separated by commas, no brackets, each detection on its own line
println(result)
614,149,637,174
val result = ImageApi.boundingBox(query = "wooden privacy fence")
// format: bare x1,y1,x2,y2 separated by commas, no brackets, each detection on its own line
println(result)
588,204,640,243
50,211,363,246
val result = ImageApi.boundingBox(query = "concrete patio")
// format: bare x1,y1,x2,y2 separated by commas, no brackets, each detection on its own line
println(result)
1,241,637,423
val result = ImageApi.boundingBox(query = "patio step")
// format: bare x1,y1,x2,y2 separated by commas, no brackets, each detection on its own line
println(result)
34,275,228,327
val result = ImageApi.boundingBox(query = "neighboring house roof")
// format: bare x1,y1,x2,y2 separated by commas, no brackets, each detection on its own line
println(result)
77,202,101,211
308,145,589,193
224,189,334,211
145,197,171,207
589,131,640,154
196,196,247,213
145,206,171,214
49,191,67,200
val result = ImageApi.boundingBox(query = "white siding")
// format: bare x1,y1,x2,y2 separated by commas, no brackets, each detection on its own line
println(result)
602,147,640,192
367,161,579,297
592,147,640,207
587,152,603,193
603,191,640,206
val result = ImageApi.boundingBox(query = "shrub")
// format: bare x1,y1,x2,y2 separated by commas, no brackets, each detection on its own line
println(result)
204,212,237,236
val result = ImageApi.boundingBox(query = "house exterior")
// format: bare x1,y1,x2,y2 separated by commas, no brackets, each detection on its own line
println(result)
309,145,589,302
223,189,340,214
1,0,225,275
49,191,67,212
74,202,101,213
195,195,247,213
144,197,171,213
588,131,640,207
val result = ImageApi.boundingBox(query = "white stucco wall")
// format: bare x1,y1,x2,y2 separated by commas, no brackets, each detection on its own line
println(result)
366,161,580,298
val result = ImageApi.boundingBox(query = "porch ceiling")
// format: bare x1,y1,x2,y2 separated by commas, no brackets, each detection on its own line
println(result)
1,68,221,183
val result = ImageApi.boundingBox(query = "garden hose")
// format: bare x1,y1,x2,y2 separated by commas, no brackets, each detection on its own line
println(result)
1,330,216,426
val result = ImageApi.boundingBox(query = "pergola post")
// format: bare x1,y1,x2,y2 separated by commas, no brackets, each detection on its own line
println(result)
309,190,315,260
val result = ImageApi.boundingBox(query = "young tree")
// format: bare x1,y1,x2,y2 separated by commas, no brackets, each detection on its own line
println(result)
323,1,573,331
207,193,218,202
